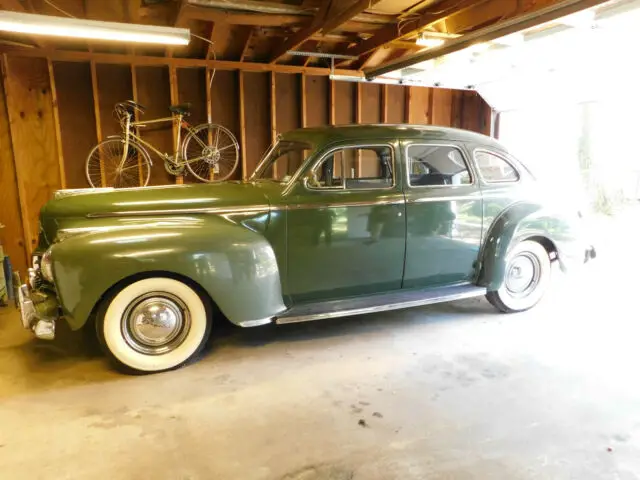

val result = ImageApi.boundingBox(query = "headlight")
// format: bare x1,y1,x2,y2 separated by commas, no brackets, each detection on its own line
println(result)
40,248,54,282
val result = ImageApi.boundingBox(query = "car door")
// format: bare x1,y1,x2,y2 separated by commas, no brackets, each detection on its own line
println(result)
284,141,406,304
403,142,483,289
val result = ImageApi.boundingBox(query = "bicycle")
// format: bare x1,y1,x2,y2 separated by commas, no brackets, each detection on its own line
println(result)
86,100,239,188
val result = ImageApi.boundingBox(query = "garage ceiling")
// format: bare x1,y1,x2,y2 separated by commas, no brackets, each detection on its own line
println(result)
389,0,635,111
0,0,610,76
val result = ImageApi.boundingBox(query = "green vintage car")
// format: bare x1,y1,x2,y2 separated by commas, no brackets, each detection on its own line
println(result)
17,125,595,373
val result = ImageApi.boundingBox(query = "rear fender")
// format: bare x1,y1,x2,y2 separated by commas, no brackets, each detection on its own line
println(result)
50,215,285,330
477,202,585,291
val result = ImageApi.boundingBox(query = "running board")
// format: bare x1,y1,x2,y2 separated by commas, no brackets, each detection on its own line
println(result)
276,284,487,325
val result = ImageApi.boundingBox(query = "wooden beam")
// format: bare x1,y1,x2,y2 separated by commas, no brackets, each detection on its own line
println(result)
181,6,305,27
366,0,609,78
336,0,479,61
89,60,105,187
320,0,382,34
206,23,216,61
270,71,277,178
329,79,336,126
381,84,388,124
47,58,65,189
404,86,411,123
131,64,145,187
206,69,213,123
269,0,333,64
239,72,247,180
239,28,254,62
0,47,365,77
0,0,45,47
169,66,182,184
300,74,307,128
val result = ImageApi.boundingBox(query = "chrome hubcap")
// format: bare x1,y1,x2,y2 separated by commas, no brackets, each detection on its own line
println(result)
122,292,190,355
505,252,541,298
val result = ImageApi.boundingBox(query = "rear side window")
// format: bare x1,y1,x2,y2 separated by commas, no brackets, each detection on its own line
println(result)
407,145,472,187
474,150,519,183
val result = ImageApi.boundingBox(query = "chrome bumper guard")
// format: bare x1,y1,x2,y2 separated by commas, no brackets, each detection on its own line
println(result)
15,274,56,341
584,245,597,263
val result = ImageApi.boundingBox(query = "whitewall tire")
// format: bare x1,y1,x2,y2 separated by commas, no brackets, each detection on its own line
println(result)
96,277,211,373
486,240,551,313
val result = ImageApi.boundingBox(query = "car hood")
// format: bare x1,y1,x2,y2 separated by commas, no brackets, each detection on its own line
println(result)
38,182,279,246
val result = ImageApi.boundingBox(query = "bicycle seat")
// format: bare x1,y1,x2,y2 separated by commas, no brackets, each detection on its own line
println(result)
121,100,146,114
169,103,191,116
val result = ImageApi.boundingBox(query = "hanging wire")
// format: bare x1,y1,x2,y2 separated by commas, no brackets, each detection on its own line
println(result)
44,0,75,17
190,32,217,88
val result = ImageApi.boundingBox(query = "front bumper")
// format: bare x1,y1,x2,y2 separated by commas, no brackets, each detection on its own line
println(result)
15,272,58,340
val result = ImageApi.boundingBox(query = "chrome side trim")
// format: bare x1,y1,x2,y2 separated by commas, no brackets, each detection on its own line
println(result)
275,287,487,325
86,204,270,218
407,195,479,204
290,197,404,210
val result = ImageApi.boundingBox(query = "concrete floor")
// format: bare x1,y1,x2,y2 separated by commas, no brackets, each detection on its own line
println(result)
1,209,639,480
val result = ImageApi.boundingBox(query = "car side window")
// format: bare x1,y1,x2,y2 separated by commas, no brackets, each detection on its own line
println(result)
307,146,393,190
474,150,519,183
407,145,471,187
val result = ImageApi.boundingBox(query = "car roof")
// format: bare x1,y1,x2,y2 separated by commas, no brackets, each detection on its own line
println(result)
281,124,507,152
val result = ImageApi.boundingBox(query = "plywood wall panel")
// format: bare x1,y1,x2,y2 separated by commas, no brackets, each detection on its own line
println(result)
95,64,132,138
275,73,300,136
386,85,405,124
134,66,173,185
360,83,381,124
210,70,241,179
408,86,431,124
304,76,328,127
242,72,270,177
334,81,355,125
54,62,97,189
177,68,207,125
0,72,27,274
2,56,62,256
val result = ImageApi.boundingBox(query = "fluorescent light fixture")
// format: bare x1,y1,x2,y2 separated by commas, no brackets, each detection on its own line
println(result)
0,11,190,45
416,34,445,48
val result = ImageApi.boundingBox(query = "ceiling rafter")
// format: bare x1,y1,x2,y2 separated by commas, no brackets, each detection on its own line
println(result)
334,0,481,62
269,0,382,64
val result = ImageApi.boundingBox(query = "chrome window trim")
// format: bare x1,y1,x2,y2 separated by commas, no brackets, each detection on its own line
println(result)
473,148,521,184
303,142,397,193
404,143,476,189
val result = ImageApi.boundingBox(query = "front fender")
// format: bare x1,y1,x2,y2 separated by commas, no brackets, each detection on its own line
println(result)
478,202,586,291
50,215,286,330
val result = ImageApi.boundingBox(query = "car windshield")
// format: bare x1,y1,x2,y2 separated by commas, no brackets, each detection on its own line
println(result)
252,140,314,183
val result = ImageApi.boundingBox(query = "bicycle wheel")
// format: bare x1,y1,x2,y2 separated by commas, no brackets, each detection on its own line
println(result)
86,138,151,188
182,124,239,183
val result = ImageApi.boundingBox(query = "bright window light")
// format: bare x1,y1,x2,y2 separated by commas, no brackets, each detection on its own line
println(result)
0,11,190,45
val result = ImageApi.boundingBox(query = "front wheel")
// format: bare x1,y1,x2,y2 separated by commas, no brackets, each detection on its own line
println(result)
183,123,239,182
486,240,551,313
96,277,212,373
86,138,151,188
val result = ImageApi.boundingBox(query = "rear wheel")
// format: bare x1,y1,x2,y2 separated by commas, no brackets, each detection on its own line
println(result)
86,138,151,188
486,240,551,313
96,277,211,373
